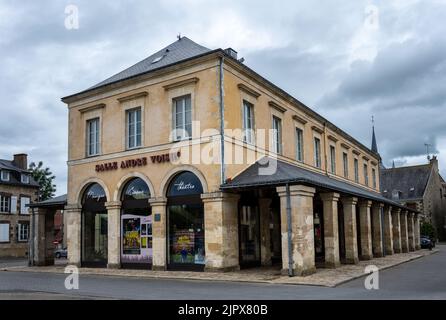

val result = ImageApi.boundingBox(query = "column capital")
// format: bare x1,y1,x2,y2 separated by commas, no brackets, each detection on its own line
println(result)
400,209,409,215
201,192,240,203
384,205,392,212
372,202,384,209
149,197,167,206
105,201,122,209
340,196,358,206
391,207,401,214
64,204,81,213
319,192,340,202
409,211,415,218
358,200,372,208
276,185,316,198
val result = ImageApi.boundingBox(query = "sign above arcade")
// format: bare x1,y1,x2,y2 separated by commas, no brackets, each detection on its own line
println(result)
95,151,181,173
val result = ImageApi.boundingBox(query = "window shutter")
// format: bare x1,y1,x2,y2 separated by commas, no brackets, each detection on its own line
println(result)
20,197,30,214
0,224,9,242
10,196,17,214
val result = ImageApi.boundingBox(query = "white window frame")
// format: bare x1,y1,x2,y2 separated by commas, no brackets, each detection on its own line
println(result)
0,195,10,213
343,152,349,178
86,117,100,157
1,171,10,182
242,100,255,144
20,197,30,215
18,222,29,242
272,116,282,155
172,95,192,141
354,158,359,183
296,128,304,162
314,137,321,168
0,223,9,242
330,145,336,174
21,174,30,184
126,107,142,149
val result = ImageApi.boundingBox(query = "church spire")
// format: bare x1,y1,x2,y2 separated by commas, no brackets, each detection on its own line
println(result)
371,115,378,154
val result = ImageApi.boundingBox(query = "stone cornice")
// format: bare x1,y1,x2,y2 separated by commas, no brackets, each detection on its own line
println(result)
117,91,149,103
237,83,261,98
78,103,106,114
163,77,199,91
268,101,287,113
292,114,308,125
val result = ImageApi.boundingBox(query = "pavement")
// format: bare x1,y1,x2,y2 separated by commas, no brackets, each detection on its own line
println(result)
0,246,443,299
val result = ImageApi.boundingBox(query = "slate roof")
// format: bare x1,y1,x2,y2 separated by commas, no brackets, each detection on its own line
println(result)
88,37,211,91
0,159,39,187
221,157,413,210
380,164,432,201
29,194,67,208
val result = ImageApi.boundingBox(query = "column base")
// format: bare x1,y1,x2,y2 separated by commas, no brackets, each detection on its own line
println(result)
409,248,415,252
415,245,421,250
401,248,409,253
281,267,316,277
204,265,240,273
107,263,121,269
152,265,167,271
324,261,341,269
373,252,384,258
360,254,373,260
385,249,394,255
344,257,359,264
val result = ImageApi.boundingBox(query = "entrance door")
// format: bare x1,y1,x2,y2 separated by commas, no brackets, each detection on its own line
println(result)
82,211,108,267
239,205,261,267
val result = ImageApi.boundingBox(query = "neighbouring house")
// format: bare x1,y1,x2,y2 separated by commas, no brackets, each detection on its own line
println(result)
0,154,39,257
381,156,446,241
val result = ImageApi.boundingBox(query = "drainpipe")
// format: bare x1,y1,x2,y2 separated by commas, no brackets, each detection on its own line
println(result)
323,122,329,175
29,207,35,266
286,183,294,277
219,56,226,184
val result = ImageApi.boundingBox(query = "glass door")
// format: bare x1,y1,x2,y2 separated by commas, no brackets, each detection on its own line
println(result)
239,205,261,267
82,211,108,267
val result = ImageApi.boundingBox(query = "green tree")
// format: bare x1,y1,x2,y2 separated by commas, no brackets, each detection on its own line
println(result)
420,221,436,239
29,161,56,201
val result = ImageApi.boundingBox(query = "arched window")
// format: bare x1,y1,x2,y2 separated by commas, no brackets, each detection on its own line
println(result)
167,171,203,199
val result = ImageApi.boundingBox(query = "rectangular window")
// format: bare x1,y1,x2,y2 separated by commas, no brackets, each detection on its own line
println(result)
330,145,336,174
1,171,10,181
10,196,17,214
314,137,321,168
0,195,10,213
372,168,377,189
173,95,192,141
272,116,282,154
126,107,142,149
21,174,30,184
0,223,9,242
242,101,255,144
20,197,30,214
86,118,100,156
364,164,369,186
354,158,359,183
18,223,30,242
343,152,349,178
296,128,304,162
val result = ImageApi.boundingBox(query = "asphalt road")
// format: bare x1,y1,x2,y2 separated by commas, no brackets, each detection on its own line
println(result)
0,246,445,300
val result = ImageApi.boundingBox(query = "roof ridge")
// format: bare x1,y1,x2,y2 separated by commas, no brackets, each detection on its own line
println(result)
382,163,430,171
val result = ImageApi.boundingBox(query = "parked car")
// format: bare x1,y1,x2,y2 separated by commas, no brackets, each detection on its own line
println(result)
420,236,434,250
54,248,68,259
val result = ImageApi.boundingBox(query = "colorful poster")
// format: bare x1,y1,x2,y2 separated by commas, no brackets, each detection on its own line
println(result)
171,230,195,264
121,214,152,264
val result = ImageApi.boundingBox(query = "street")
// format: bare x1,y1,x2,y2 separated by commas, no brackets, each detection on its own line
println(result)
0,246,445,300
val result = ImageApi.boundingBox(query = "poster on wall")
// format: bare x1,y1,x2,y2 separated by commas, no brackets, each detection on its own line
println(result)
171,230,195,264
121,214,152,264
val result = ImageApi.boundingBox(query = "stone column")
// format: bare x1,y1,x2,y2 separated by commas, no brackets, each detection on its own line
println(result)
340,197,359,264
358,200,373,260
371,203,384,258
415,214,421,250
149,197,167,271
105,201,121,269
65,204,82,267
276,185,316,276
383,205,394,255
320,192,341,268
32,208,47,266
400,210,409,253
392,208,402,253
408,212,415,252
201,192,240,272
259,198,272,266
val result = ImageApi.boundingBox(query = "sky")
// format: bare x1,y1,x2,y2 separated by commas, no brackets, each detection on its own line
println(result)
1,0,445,195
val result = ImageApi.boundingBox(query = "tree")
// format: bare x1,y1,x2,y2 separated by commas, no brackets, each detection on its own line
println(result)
420,221,436,239
29,161,56,201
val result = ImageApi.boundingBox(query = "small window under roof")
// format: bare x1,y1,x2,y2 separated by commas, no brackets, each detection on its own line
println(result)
151,55,164,64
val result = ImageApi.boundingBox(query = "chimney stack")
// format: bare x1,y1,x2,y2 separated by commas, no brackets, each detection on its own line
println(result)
13,154,28,170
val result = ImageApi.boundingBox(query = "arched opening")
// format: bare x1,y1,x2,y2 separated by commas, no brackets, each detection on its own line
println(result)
81,183,108,267
313,196,325,266
120,178,152,269
166,171,205,271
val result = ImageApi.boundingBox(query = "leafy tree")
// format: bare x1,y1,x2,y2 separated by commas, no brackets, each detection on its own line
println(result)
29,161,56,201
420,221,436,239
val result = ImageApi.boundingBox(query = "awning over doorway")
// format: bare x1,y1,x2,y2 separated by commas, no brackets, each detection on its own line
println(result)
221,157,416,212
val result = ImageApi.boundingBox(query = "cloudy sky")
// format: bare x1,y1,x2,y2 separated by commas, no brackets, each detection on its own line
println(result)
1,0,445,194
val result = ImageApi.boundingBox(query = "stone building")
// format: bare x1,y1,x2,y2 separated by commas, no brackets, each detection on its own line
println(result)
58,37,421,276
381,156,446,241
0,154,39,257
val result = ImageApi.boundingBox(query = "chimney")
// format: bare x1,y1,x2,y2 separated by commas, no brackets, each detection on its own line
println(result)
13,154,28,170
430,155,439,171
224,48,238,60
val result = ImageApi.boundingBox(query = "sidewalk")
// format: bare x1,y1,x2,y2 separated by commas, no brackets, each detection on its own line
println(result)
0,249,438,287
